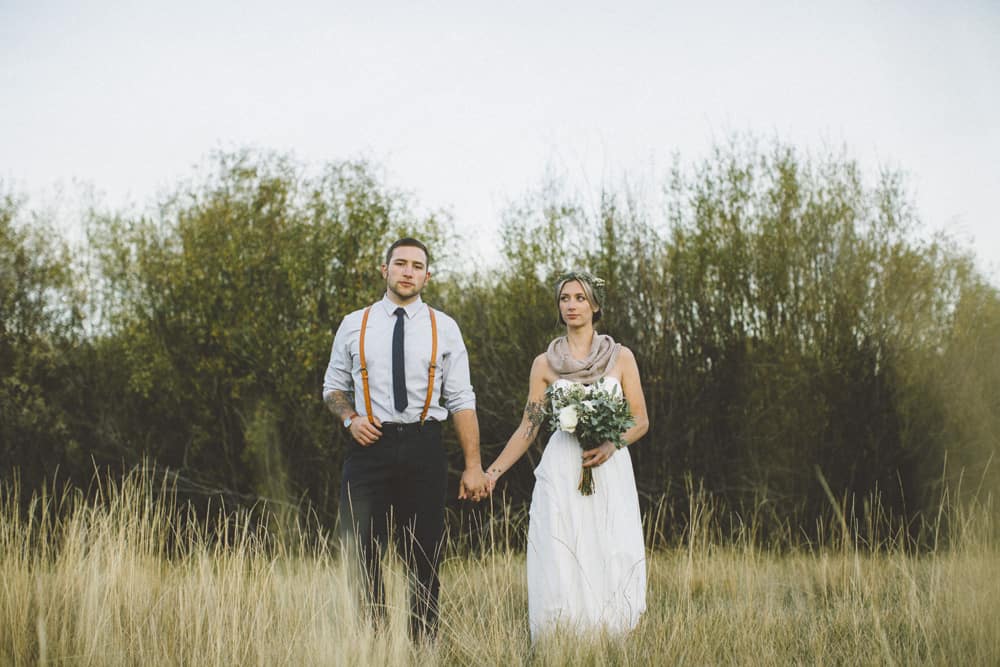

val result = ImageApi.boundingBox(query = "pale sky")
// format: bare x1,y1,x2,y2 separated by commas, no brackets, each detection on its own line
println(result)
2,0,998,281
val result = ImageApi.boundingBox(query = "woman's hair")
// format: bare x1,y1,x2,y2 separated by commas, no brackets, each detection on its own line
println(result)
554,270,605,325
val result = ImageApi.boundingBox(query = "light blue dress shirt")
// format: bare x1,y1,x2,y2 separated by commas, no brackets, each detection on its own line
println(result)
323,294,476,423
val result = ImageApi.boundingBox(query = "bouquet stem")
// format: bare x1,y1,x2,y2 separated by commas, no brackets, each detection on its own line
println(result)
578,466,595,495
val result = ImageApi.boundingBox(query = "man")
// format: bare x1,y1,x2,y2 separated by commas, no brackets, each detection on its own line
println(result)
323,237,489,640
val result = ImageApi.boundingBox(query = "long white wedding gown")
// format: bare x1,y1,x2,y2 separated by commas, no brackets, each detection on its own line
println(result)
527,377,647,640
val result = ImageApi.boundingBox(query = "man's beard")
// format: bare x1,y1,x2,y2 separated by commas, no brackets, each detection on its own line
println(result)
389,280,422,300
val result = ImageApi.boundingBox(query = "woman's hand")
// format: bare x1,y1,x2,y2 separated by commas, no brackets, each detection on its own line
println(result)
485,467,501,494
581,442,617,468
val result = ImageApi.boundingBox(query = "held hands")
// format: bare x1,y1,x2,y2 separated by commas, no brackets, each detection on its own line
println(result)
458,467,491,502
582,442,617,468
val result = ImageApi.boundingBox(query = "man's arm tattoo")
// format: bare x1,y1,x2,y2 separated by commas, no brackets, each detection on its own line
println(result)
521,400,546,440
325,390,356,418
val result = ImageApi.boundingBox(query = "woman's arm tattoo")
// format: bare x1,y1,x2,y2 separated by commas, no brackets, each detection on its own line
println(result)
521,400,546,439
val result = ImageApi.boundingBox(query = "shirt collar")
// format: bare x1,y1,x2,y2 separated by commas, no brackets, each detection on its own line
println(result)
379,293,424,319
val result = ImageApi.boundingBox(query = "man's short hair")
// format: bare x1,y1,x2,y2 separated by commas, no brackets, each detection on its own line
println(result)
385,238,430,266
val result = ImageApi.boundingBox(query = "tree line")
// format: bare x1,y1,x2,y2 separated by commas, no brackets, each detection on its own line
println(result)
2,140,998,546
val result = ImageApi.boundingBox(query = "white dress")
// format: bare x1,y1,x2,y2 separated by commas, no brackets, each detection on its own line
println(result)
526,377,647,640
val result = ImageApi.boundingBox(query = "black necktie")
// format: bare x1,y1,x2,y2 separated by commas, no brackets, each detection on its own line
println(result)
392,307,408,412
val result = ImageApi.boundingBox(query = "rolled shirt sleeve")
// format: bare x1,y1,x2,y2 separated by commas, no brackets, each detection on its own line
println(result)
438,314,476,414
323,311,360,402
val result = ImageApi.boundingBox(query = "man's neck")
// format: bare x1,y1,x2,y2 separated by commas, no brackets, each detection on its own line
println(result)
385,291,420,307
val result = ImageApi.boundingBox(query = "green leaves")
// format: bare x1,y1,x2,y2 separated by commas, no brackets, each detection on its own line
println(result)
0,189,86,491
3,139,998,540
543,380,636,495
545,381,634,450
85,152,448,512
463,139,1000,537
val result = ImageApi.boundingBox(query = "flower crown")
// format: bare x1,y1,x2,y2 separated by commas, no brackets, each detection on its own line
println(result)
555,270,606,305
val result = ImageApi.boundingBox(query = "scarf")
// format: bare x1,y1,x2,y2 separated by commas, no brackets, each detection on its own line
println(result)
545,334,621,384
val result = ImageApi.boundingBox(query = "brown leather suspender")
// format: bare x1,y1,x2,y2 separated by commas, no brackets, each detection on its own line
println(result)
358,305,438,425
422,308,438,424
358,306,375,423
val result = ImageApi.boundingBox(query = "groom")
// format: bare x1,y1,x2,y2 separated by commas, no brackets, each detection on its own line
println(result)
323,237,490,640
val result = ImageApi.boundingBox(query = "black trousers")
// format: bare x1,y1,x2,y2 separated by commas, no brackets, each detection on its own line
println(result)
338,420,447,640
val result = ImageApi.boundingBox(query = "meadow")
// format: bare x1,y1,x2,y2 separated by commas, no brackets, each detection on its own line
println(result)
1,471,996,666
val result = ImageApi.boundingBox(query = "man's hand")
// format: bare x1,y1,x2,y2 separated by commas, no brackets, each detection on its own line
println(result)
458,467,490,501
350,415,383,446
582,442,617,468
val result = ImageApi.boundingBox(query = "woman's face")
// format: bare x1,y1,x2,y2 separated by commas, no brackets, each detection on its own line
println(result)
559,280,597,326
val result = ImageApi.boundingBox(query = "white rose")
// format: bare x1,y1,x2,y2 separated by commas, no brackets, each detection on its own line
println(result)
558,405,578,433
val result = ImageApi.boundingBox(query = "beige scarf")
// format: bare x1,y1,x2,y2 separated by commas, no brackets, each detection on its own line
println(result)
545,334,621,384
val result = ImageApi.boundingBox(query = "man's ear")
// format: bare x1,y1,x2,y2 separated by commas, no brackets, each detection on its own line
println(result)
380,263,388,279
425,269,432,284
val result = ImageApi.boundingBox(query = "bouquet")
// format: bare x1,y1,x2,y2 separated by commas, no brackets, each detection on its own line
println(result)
544,379,634,495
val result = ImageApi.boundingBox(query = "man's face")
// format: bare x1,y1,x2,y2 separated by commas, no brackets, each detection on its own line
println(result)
381,245,430,303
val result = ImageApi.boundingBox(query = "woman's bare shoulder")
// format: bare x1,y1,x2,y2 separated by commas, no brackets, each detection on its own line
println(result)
609,345,639,380
617,345,637,364
531,352,557,381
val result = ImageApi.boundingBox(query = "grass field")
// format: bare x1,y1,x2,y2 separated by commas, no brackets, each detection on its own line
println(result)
1,472,997,666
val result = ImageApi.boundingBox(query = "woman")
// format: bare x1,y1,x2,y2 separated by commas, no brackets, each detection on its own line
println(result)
485,271,649,640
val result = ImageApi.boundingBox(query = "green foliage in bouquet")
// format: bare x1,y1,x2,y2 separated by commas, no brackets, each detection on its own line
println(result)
544,380,634,495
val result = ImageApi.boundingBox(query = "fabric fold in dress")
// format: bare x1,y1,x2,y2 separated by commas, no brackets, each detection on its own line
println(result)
527,377,646,640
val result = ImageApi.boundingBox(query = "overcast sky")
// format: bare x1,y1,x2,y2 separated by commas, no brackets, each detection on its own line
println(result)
2,0,998,280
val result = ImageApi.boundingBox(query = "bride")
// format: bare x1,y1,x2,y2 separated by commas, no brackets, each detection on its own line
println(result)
486,271,649,639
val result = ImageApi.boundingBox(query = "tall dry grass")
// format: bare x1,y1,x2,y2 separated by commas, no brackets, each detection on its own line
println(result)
1,469,997,666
